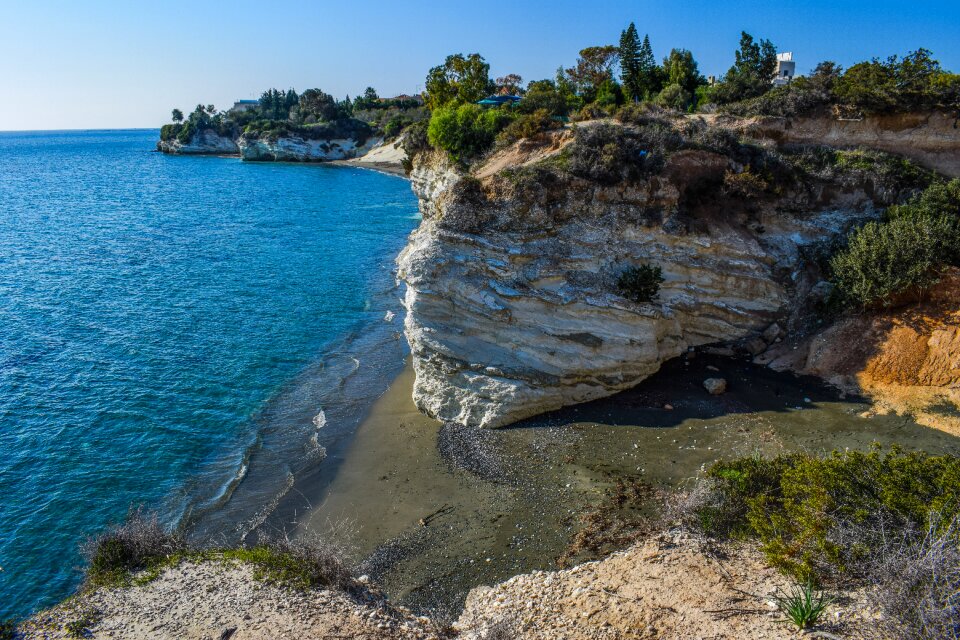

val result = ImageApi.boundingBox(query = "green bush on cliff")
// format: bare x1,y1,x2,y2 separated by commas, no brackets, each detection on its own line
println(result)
84,507,186,588
830,179,960,307
82,507,356,593
495,108,561,145
693,446,960,583
830,214,959,307
567,122,670,183
427,103,513,162
616,264,664,302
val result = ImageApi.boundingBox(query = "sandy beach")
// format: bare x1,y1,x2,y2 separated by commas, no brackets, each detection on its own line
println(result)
289,354,960,613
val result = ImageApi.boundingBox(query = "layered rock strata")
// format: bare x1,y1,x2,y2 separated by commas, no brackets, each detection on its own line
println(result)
156,129,239,155
238,135,379,162
398,136,887,427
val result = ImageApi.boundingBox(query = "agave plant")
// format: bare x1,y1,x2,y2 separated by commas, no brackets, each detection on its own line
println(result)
774,580,833,629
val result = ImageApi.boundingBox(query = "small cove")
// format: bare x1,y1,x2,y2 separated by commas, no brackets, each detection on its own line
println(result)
293,354,960,614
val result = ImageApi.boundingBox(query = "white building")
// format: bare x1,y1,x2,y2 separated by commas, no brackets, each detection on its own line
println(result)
228,100,259,114
773,52,796,86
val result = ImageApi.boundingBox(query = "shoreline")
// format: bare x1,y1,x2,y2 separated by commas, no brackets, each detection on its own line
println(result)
334,158,408,177
288,351,960,614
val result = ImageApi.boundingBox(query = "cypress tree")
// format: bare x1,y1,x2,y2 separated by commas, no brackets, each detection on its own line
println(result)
638,34,661,99
619,23,642,102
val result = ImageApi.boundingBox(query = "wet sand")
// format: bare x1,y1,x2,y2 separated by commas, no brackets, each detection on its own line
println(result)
294,353,960,614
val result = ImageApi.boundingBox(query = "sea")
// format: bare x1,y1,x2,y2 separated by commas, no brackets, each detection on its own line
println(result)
0,129,419,619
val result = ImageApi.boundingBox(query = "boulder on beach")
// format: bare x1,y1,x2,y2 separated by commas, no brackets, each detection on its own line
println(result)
703,378,728,395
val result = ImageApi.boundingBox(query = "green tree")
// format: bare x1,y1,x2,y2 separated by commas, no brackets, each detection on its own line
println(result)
424,53,493,110
656,83,693,111
363,86,379,102
171,109,183,123
298,89,344,122
636,34,663,99
834,49,958,113
283,89,299,111
662,48,704,96
710,32,778,104
595,78,625,107
565,45,620,102
517,79,571,116
619,23,643,102
495,74,524,95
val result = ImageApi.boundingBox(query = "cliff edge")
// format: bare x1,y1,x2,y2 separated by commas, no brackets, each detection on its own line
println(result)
398,114,938,427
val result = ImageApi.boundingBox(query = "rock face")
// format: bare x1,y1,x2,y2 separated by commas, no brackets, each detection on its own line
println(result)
713,110,960,178
156,129,239,155
239,135,379,162
398,135,885,428
761,268,960,434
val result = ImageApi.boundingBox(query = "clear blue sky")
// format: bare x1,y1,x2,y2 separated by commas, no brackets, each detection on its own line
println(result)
2,0,959,131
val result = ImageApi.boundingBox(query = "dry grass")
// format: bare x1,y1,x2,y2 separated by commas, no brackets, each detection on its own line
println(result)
862,514,960,640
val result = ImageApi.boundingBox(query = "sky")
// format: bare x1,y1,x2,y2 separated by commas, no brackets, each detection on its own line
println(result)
2,0,959,131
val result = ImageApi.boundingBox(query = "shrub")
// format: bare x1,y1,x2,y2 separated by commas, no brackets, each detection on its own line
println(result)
427,103,513,162
835,49,959,114
693,446,960,583
655,83,693,111
223,534,354,592
568,124,665,184
496,109,561,145
570,103,611,122
614,102,669,126
721,61,840,117
401,119,430,157
887,178,960,221
830,214,959,307
616,264,664,302
783,147,933,197
723,167,769,198
82,507,186,588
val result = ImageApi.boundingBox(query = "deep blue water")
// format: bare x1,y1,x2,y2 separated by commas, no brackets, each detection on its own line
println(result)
0,130,418,618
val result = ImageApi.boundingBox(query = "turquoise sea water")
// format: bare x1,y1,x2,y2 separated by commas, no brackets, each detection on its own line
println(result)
0,130,418,618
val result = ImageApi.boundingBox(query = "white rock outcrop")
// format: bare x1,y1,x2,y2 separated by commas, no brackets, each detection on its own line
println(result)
156,129,239,155
239,135,379,162
397,140,882,428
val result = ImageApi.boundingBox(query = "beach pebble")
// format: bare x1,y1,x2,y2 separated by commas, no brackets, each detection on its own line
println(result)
703,378,727,395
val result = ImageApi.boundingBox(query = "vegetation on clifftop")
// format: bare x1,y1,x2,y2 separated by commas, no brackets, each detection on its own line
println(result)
161,85,426,147
82,508,356,594
722,48,960,117
678,446,960,639
415,21,958,164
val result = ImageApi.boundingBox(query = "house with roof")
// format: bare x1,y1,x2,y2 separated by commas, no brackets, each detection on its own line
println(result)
228,100,259,114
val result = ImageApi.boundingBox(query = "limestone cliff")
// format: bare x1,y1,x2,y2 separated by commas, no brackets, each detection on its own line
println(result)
712,110,960,178
156,129,240,155
398,117,934,427
238,135,379,162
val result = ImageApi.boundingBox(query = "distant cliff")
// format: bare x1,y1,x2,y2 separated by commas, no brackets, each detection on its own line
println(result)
157,126,386,163
238,133,379,162
156,129,239,155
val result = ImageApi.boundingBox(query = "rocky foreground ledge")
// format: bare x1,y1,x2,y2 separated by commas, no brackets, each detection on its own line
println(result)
20,533,865,640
